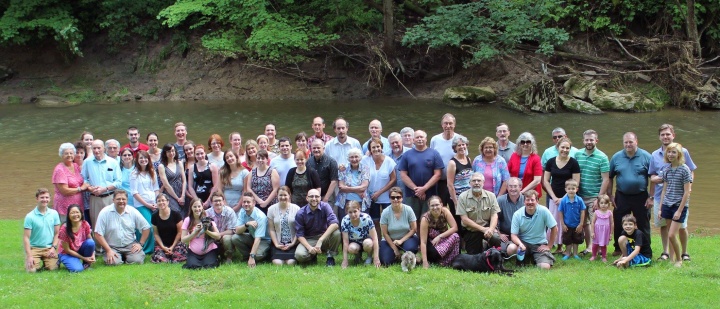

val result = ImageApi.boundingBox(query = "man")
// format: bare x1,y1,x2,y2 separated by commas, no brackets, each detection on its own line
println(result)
205,192,237,264
82,139,122,228
508,190,558,270
430,113,465,208
94,190,151,265
456,173,501,254
294,189,341,266
388,132,411,191
173,122,188,162
496,177,525,252
270,137,296,186
307,116,333,146
23,188,60,272
120,126,149,157
362,119,391,156
324,117,361,169
233,193,271,267
648,124,697,261
306,139,339,204
105,139,121,160
496,123,516,163
608,132,653,257
400,127,414,148
574,129,610,253
265,123,280,155
540,127,579,168
399,130,444,219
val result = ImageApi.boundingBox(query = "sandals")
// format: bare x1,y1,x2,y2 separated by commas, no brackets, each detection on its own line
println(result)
657,252,670,261
580,249,591,256
682,253,691,261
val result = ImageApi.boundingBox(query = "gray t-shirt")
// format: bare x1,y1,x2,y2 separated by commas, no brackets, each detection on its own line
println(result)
270,155,297,187
379,204,417,240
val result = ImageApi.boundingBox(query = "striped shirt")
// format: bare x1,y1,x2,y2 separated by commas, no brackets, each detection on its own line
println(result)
574,148,610,197
660,164,692,207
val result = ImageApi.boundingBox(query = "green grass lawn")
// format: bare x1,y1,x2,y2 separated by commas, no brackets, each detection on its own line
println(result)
2,219,718,308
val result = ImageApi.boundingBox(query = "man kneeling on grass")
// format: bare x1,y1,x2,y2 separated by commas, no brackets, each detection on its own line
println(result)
232,193,271,267
295,189,341,266
23,188,61,272
507,190,558,270
95,190,151,265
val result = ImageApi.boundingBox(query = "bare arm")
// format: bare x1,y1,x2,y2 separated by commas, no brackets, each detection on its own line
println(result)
419,217,430,268
446,160,457,202
23,229,34,271
158,165,180,200
542,171,556,200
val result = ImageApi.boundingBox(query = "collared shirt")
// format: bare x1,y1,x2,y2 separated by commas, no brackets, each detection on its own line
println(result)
511,205,556,245
121,143,149,158
206,205,237,233
498,141,516,163
362,136,392,156
574,147,610,198
81,154,122,189
497,194,524,235
609,148,652,195
324,136,362,167
295,201,338,238
237,207,270,240
430,132,466,180
455,189,500,230
558,195,586,228
306,153,339,195
648,145,697,200
95,204,150,247
541,145,579,168
23,207,60,248
307,133,334,146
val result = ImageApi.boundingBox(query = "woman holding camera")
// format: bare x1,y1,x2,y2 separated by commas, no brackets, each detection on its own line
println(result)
181,198,220,269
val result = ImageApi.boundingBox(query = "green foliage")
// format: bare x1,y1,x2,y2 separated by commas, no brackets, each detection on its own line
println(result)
402,0,569,66
541,0,660,34
95,0,175,51
0,0,82,56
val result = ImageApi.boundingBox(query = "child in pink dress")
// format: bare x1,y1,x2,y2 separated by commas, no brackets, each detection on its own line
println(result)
590,194,614,262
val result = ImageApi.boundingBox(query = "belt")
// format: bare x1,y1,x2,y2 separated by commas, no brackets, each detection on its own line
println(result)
92,192,113,198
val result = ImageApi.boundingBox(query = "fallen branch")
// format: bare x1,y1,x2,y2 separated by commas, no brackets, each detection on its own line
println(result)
611,33,647,64
698,55,720,67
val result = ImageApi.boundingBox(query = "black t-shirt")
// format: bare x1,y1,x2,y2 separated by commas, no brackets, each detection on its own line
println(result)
151,210,183,247
621,229,653,258
545,157,581,197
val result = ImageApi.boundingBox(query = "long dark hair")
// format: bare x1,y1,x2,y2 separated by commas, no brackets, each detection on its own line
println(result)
160,143,177,166
64,204,83,243
134,150,156,183
187,198,206,233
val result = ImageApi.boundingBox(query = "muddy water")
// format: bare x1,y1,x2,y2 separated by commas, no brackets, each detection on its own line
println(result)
1,100,718,233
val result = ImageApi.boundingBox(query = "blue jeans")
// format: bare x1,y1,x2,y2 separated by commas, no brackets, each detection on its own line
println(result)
379,234,419,266
59,239,95,272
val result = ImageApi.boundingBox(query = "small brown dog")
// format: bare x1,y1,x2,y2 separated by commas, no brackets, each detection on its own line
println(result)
401,251,416,272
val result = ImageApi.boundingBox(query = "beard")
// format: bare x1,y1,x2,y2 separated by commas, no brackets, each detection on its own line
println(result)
471,187,482,193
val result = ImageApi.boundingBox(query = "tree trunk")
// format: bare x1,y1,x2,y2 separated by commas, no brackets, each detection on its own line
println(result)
384,0,395,55
686,0,701,57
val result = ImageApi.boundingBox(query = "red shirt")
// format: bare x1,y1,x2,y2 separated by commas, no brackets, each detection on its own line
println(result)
121,143,150,158
507,153,543,198
58,221,92,254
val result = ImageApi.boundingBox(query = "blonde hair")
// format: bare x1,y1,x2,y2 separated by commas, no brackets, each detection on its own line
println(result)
664,143,686,165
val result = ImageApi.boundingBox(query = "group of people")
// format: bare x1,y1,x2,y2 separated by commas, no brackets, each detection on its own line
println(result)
24,115,696,272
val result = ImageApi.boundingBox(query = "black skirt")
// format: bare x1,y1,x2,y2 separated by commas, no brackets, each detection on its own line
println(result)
271,244,298,261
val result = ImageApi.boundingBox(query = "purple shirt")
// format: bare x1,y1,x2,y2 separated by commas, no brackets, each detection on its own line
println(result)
295,201,338,238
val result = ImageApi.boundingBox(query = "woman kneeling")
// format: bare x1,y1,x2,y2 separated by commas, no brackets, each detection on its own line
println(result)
181,199,221,269
419,196,460,268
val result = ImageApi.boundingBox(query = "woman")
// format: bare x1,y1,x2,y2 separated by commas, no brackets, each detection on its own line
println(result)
242,139,259,171
58,204,95,272
542,137,581,253
220,151,249,213
361,137,396,236
379,187,419,266
419,196,460,268
267,186,301,265
294,132,311,159
151,194,187,263
158,143,186,216
119,148,136,207
447,136,472,206
245,150,280,214
52,143,88,224
472,137,510,197
181,199,221,269
256,135,277,160
337,148,369,219
80,131,93,154
341,201,381,268
507,132,543,198
147,132,162,171
285,150,321,206
188,145,220,208
73,141,92,226
131,150,160,254
228,132,245,163
207,134,225,168
183,141,196,176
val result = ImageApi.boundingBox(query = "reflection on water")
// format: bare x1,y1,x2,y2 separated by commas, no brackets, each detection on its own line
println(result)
1,100,718,233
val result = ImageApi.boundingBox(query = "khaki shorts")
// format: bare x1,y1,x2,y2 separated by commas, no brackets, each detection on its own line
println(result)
581,197,597,225
30,247,59,271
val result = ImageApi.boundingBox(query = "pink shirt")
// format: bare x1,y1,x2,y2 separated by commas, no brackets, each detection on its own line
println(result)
182,217,218,255
58,221,92,255
52,162,84,215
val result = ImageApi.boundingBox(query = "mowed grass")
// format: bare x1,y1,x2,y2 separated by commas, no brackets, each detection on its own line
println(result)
1,219,718,308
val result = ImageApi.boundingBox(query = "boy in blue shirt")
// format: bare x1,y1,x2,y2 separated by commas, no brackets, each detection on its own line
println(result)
558,180,586,260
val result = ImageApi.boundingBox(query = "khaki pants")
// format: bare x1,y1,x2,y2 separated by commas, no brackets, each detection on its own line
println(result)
104,243,145,265
29,247,58,271
90,195,113,229
231,233,271,261
294,230,341,263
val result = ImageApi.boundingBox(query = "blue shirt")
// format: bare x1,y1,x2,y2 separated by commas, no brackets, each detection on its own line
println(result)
609,149,652,194
81,155,122,189
237,207,270,241
390,147,411,190
24,207,60,248
648,146,697,200
511,205,556,245
398,147,444,197
558,195,586,228
362,136,392,156
295,201,338,238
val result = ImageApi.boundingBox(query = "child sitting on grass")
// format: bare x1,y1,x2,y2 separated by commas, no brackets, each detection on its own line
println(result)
613,214,651,268
589,194,613,262
558,180,586,260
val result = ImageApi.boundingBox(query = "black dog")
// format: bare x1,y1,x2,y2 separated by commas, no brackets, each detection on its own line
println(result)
451,247,514,276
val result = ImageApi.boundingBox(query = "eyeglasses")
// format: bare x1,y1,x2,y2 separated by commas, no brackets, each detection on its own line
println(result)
552,135,564,140
519,140,531,145
390,196,402,200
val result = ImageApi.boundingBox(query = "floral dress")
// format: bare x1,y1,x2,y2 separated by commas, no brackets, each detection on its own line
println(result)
422,212,460,266
251,167,277,210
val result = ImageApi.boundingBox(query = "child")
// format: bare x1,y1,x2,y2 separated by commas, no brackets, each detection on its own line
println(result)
613,214,651,268
340,201,381,268
557,179,586,260
590,194,613,262
658,142,692,267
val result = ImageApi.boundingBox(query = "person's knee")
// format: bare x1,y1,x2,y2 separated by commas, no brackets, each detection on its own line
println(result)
618,236,628,245
348,242,361,254
506,243,518,255
538,263,552,270
362,239,374,252
65,261,84,272
126,253,146,264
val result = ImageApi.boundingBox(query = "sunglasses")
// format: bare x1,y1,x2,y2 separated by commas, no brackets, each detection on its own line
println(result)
552,135,564,140
390,196,402,200
519,140,531,145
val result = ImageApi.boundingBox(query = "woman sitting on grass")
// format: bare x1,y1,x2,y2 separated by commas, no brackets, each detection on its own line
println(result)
58,204,95,272
181,198,220,269
379,187,419,266
419,196,460,268
151,194,187,263
340,201,381,268
267,186,301,266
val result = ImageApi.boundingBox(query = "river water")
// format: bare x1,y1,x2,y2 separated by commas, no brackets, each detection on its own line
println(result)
1,99,717,233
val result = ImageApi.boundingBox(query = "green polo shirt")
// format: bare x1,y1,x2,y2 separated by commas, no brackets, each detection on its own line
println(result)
574,148,610,197
23,207,60,248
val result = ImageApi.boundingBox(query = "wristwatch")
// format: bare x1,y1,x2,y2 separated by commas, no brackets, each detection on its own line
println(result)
249,253,256,259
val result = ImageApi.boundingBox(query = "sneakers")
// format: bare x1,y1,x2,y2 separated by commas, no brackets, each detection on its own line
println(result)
365,257,373,265
326,256,336,267
573,255,582,260
562,255,571,261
